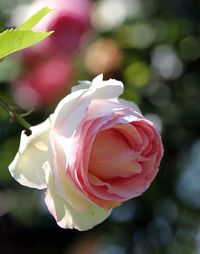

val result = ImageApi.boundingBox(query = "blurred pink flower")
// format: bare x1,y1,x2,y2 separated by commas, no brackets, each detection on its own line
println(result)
37,13,90,56
13,0,91,57
12,56,73,109
11,0,91,108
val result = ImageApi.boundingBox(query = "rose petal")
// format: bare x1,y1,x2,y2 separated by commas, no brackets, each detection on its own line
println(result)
118,98,141,114
89,128,139,179
72,74,124,100
8,118,51,189
45,164,111,230
68,116,118,201
92,74,124,99
105,176,150,198
52,88,95,136
52,74,125,136
71,80,92,93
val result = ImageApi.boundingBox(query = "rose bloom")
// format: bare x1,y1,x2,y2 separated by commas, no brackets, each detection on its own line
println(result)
9,75,163,230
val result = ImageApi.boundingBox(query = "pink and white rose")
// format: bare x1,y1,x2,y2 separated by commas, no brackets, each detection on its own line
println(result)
9,75,163,230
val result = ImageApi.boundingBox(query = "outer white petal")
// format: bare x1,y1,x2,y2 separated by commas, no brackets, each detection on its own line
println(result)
71,81,92,93
44,164,111,231
84,98,142,121
52,74,124,135
71,74,124,105
9,118,51,189
92,74,124,99
52,88,95,136
118,98,141,114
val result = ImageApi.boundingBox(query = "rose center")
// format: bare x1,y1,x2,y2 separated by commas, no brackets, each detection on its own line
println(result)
88,127,141,180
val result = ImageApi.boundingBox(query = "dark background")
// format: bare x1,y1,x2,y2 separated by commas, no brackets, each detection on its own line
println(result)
0,0,200,253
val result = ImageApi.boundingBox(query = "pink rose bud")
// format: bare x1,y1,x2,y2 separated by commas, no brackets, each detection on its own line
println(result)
9,75,163,230
12,56,72,109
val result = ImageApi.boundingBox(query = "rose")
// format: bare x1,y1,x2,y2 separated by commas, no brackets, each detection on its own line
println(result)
9,74,163,230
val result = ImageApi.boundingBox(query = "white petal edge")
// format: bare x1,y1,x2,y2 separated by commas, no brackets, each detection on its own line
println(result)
71,80,92,93
52,88,95,136
84,98,142,121
45,164,111,231
92,74,124,99
118,98,142,114
52,74,124,136
8,118,51,189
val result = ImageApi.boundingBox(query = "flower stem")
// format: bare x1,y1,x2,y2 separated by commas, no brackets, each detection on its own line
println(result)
0,98,32,133
0,99,10,113
12,113,32,132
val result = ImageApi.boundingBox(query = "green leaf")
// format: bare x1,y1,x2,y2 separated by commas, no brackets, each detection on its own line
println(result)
20,7,52,30
0,7,53,59
0,29,53,59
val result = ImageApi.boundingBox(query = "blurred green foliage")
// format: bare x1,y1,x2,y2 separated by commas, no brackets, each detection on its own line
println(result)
1,0,200,253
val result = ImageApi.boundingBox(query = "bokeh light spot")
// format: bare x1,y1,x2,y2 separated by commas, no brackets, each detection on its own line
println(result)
124,61,151,87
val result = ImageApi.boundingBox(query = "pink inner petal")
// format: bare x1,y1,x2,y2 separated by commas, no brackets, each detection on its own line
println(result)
89,127,140,180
